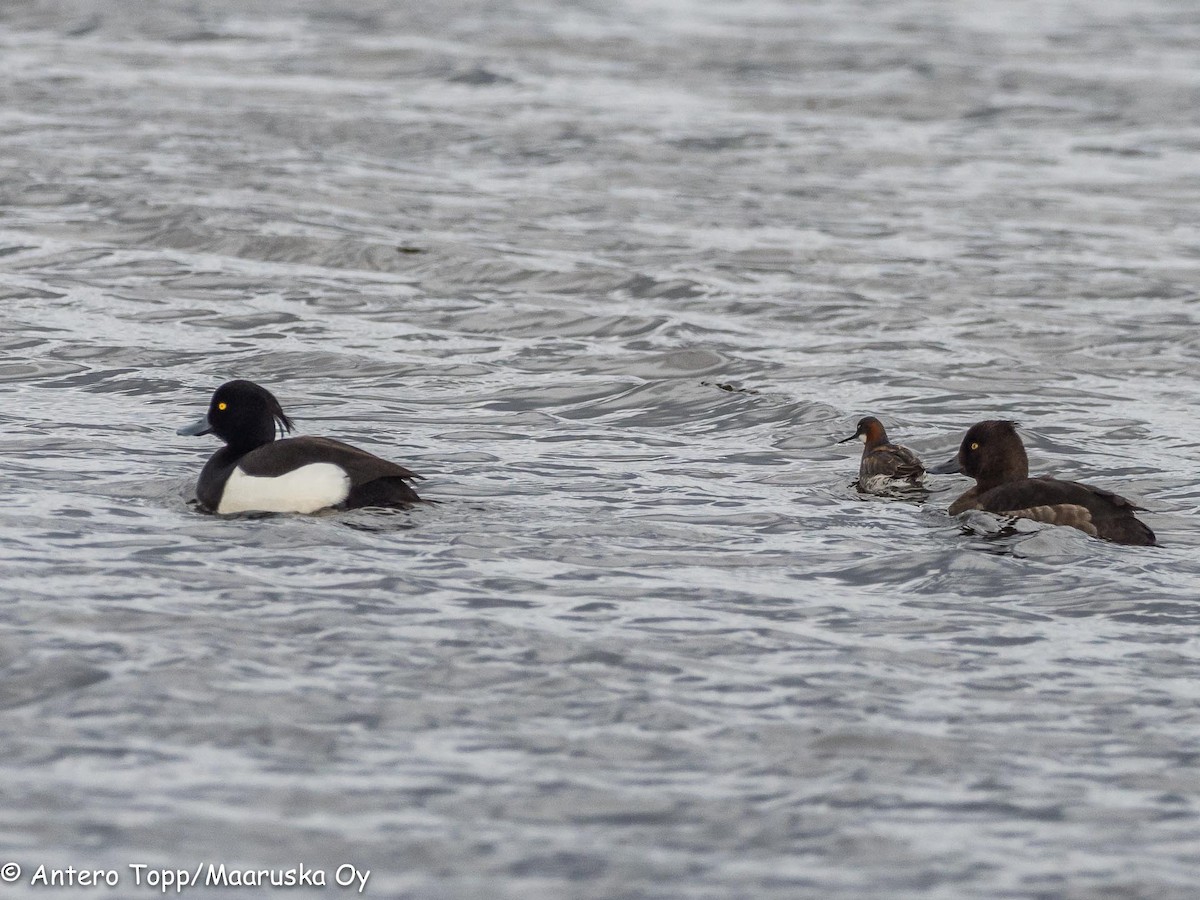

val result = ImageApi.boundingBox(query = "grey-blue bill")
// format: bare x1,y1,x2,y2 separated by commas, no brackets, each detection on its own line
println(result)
177,416,212,437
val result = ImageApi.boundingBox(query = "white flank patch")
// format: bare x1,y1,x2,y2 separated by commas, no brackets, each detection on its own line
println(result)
859,474,892,493
217,463,351,515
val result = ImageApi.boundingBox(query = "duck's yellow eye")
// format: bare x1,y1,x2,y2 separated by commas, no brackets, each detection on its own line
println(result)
218,402,227,411
970,441,979,450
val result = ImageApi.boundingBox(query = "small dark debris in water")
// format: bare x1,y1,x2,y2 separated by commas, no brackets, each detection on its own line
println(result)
701,380,759,395
448,67,515,86
1072,144,1159,158
396,245,425,254
64,16,102,37
571,601,618,613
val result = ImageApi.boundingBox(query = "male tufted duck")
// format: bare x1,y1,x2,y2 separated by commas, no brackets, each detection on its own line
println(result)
931,420,1154,546
178,380,424,514
838,416,926,492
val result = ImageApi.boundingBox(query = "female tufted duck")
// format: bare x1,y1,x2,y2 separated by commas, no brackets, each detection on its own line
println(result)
178,379,424,514
931,420,1154,546
838,416,926,492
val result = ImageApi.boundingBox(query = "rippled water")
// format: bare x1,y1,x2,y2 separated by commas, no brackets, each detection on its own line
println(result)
3,0,1200,897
